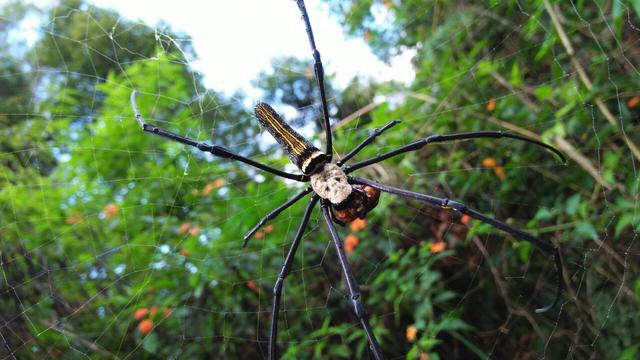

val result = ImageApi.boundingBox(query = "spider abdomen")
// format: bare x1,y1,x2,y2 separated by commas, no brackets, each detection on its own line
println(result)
254,102,327,175
332,184,380,223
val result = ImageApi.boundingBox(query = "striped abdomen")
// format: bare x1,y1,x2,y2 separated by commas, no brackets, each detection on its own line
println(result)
254,102,327,175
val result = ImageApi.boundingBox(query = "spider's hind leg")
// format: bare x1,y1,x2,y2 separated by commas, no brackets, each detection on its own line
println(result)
352,176,564,314
321,202,385,360
269,196,319,360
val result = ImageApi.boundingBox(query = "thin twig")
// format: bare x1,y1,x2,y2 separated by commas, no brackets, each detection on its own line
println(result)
553,136,621,191
488,71,541,113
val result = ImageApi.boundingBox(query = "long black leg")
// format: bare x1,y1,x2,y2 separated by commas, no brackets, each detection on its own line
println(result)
296,0,333,161
344,131,566,173
269,195,319,360
243,188,313,247
320,202,384,360
352,177,563,314
336,120,400,167
131,91,307,182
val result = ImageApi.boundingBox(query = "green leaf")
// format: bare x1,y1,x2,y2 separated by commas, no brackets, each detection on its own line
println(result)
534,207,553,221
143,333,159,353
576,221,598,240
517,241,533,263
632,0,640,20
510,62,521,86
565,194,581,216
617,343,639,360
534,84,553,101
615,213,636,237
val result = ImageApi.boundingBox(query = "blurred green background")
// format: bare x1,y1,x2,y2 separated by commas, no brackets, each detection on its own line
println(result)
1,0,639,359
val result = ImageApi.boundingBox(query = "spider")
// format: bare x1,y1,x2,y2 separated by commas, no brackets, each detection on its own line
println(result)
130,1,565,358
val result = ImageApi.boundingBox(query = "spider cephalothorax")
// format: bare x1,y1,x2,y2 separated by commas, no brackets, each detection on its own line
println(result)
130,1,565,358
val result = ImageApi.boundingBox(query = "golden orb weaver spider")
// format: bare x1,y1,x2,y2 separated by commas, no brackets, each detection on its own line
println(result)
130,1,565,358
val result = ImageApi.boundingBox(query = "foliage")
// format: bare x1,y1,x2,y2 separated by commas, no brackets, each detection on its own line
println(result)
1,0,639,359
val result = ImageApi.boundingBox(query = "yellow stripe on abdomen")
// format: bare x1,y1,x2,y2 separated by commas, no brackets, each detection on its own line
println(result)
255,105,305,155
254,102,327,175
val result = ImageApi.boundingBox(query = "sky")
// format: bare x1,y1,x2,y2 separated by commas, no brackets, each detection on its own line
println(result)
82,0,415,97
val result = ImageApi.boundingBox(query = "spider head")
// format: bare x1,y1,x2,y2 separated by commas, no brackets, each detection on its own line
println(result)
332,184,380,223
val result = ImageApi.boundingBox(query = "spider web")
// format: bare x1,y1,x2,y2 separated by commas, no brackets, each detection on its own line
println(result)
1,0,639,359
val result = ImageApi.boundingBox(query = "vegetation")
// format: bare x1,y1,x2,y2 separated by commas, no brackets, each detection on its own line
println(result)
1,0,639,359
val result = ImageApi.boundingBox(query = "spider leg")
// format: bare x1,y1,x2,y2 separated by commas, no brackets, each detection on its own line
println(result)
243,187,313,247
352,176,563,314
344,131,566,174
269,195,319,360
321,202,384,360
131,91,307,182
296,0,333,160
336,120,400,167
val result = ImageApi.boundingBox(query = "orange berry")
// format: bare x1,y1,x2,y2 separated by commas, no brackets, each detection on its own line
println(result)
486,97,496,112
103,203,119,218
430,242,446,253
406,326,418,341
344,234,360,254
264,225,274,233
213,178,225,188
460,214,471,225
188,225,200,236
178,223,191,234
628,96,640,109
178,249,190,256
349,218,367,232
149,305,159,316
482,157,497,168
65,211,83,224
305,65,314,80
202,179,225,195
138,319,154,334
255,231,264,240
163,308,173,318
493,166,506,181
246,280,259,292
364,31,371,42
133,308,149,321
202,183,215,196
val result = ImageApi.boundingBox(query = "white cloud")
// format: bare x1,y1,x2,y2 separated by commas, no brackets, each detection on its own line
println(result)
87,0,415,96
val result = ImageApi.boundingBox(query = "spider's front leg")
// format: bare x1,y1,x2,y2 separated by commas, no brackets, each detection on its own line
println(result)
130,91,307,182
